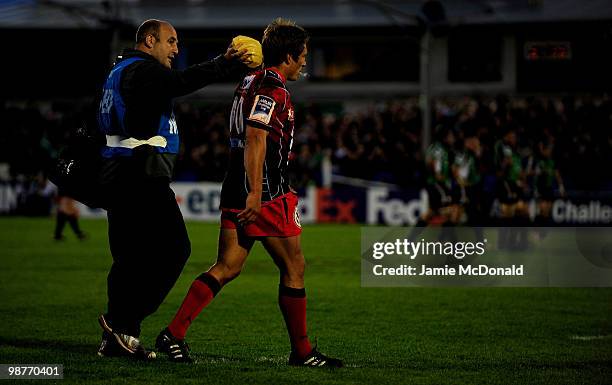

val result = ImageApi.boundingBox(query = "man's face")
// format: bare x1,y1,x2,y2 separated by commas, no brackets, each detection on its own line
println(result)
150,23,179,69
286,45,307,81
465,136,481,155
541,144,553,158
504,131,517,147
444,130,455,147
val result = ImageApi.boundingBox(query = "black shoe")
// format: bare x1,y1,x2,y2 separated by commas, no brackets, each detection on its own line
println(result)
288,348,343,368
155,328,193,363
97,314,156,360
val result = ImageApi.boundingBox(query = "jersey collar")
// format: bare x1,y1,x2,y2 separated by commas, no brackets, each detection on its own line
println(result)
265,67,287,84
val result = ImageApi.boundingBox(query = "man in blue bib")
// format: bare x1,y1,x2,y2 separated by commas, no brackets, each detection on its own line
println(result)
96,19,252,359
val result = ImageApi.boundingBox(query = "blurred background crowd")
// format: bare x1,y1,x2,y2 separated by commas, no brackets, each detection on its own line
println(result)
2,93,611,215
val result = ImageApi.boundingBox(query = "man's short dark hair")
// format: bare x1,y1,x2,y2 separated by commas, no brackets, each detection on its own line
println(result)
262,18,309,67
136,19,162,44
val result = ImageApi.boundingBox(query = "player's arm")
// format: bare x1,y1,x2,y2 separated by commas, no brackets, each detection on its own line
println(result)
136,45,250,98
238,125,268,224
451,158,464,186
555,169,566,197
427,153,445,183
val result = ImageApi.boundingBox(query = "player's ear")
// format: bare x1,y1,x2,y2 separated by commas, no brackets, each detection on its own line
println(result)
284,53,292,65
145,34,154,48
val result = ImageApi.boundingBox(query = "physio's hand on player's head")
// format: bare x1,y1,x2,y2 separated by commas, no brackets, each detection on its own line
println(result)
224,45,250,62
226,35,263,68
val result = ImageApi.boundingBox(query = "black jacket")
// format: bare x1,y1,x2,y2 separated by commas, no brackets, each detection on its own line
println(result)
99,48,245,184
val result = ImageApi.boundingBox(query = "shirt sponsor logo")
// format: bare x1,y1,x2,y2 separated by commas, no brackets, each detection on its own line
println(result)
249,95,276,125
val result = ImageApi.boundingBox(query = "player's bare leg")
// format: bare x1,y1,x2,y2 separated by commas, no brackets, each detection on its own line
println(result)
449,204,462,225
539,200,552,219
262,235,343,368
262,235,305,288
208,228,254,286
514,200,530,249
157,228,253,362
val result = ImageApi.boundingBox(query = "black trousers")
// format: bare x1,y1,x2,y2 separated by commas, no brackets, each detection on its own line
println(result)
54,212,83,239
105,179,190,337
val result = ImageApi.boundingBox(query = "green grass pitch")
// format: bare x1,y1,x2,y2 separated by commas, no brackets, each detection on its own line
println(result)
0,217,611,384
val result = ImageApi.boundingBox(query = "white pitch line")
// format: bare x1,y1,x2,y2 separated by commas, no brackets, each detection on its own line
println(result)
570,335,612,341
254,356,286,364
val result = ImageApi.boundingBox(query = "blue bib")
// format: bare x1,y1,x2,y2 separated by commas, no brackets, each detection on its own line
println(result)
97,57,179,158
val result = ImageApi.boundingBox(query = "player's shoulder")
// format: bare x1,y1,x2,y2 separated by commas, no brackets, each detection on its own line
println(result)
235,69,260,92
258,70,289,96
251,70,288,106
240,68,286,92
245,70,290,126
241,68,284,86
261,69,287,88
427,142,443,155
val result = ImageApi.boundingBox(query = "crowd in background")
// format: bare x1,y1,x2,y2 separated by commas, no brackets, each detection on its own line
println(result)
176,94,612,193
2,94,612,215
432,95,612,194
172,99,426,187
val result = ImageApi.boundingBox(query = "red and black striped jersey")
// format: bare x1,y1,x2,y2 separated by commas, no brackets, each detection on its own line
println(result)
220,68,295,209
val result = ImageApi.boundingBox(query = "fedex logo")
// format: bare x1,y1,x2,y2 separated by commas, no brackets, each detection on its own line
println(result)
367,188,428,226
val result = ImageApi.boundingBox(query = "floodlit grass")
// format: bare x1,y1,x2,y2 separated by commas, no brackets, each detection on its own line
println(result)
0,218,610,384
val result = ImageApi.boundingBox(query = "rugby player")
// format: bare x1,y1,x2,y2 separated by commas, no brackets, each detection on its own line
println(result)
155,18,343,368
452,133,484,236
534,141,565,226
411,127,458,229
494,128,529,249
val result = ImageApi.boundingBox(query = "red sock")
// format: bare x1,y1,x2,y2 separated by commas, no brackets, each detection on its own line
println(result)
278,285,312,358
168,273,220,340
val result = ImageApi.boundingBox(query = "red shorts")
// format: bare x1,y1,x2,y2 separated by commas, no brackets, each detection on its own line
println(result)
220,192,302,237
